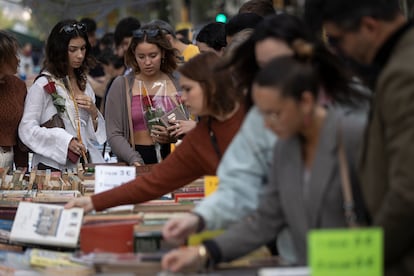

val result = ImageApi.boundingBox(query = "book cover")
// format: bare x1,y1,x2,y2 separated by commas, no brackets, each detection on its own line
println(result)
80,220,138,253
10,202,83,248
70,252,162,275
28,248,85,268
159,106,188,127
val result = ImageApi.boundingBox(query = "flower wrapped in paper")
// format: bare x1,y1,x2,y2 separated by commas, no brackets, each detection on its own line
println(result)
138,80,188,131
142,94,164,130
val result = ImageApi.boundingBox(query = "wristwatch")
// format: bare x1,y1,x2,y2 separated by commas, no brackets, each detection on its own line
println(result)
197,245,210,271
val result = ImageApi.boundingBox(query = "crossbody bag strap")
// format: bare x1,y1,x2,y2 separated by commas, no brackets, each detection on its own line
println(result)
207,116,221,159
337,122,359,228
124,76,135,147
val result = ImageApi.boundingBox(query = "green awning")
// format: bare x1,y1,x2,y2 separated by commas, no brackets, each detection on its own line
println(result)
6,29,44,50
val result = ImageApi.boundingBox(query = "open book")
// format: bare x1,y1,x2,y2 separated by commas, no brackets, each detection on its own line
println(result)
10,202,83,248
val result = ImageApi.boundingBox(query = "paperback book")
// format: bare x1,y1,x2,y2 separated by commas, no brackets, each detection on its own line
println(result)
10,202,83,248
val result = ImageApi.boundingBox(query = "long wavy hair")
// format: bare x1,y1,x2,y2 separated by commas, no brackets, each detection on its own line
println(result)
125,24,178,75
42,19,95,90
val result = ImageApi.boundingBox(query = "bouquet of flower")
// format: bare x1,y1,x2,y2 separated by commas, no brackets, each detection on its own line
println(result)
44,81,66,113
142,93,164,130
139,81,188,132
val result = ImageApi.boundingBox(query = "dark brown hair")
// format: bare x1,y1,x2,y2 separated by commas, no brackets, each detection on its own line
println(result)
125,25,178,75
179,52,242,117
0,30,18,66
43,19,95,90
238,0,275,17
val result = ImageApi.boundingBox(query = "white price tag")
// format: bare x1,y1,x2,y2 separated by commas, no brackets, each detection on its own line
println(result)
94,165,136,211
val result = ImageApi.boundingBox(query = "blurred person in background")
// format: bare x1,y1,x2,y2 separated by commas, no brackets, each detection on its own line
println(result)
96,49,126,113
151,19,200,64
195,22,227,56
98,32,115,53
307,0,414,274
238,0,276,17
17,42,34,81
18,19,106,171
81,17,107,111
225,12,263,44
0,30,28,169
176,28,191,45
80,17,100,61
114,17,141,58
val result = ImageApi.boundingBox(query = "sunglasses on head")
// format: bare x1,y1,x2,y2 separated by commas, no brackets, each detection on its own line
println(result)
60,23,87,34
133,28,161,39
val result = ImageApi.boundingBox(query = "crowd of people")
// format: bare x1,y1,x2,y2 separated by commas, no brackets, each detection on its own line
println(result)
1,0,413,275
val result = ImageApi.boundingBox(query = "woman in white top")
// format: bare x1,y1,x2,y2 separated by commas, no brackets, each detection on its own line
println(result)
19,19,106,171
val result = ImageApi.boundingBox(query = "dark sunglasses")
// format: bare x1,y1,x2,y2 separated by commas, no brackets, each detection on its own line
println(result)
326,35,342,49
133,29,161,39
60,23,87,34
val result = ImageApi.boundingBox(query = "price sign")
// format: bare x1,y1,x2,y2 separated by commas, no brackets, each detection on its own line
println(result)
204,175,219,197
95,165,136,211
308,228,383,276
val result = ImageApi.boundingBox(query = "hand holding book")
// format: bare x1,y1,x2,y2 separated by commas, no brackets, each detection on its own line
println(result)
167,119,197,138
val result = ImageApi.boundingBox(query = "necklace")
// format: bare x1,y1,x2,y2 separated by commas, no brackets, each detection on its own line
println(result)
65,76,88,163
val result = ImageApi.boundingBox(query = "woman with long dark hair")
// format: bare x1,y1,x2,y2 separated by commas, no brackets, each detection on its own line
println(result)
19,19,106,171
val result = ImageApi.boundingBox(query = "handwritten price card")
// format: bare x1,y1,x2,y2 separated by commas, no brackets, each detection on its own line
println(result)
95,165,136,211
308,228,383,276
204,176,219,197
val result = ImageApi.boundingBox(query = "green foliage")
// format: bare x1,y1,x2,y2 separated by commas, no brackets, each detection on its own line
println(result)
0,11,14,29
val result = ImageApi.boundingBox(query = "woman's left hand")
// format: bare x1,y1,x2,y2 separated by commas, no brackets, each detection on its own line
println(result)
161,246,201,273
168,119,197,137
151,125,172,143
76,95,97,116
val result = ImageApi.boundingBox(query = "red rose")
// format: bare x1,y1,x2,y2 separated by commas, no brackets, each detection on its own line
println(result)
142,95,153,108
44,81,56,95
175,94,182,104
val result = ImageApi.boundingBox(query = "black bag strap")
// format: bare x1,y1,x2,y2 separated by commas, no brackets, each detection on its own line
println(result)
34,73,53,83
207,117,221,159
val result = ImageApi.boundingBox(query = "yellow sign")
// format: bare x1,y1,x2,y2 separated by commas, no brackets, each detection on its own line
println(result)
308,228,383,276
204,176,219,197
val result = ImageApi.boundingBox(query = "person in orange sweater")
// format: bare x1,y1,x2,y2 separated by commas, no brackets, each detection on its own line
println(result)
0,31,28,169
65,52,245,212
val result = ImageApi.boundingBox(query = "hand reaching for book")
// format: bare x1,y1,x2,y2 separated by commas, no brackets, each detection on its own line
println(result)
162,213,200,245
162,246,202,273
65,196,94,213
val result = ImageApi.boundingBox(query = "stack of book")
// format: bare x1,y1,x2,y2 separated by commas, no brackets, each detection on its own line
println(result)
172,177,205,203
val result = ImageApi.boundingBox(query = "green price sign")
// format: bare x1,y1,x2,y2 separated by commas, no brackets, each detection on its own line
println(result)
308,228,383,276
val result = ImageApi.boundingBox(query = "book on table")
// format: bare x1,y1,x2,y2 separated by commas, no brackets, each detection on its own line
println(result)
9,202,83,249
80,213,143,254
